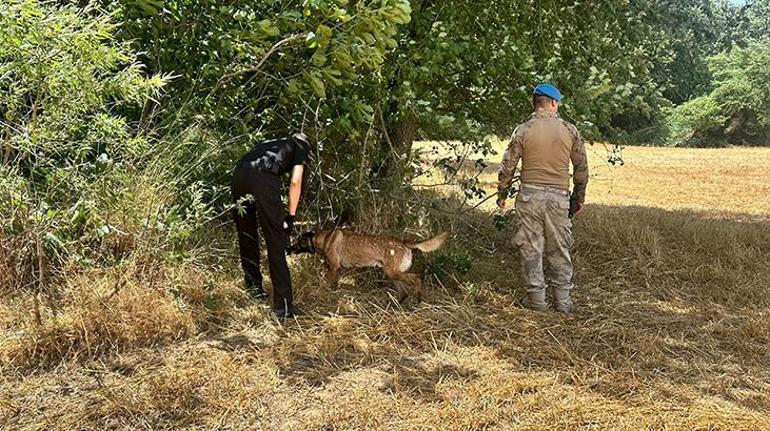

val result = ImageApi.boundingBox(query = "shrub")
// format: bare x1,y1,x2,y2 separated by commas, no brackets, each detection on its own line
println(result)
0,1,168,287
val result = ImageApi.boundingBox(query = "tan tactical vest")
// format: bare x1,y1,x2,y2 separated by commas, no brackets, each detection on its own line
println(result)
519,114,575,190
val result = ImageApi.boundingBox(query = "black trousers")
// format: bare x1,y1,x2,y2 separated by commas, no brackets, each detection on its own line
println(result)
231,168,292,309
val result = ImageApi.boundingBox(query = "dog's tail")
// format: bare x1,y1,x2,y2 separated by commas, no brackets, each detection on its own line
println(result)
408,232,449,253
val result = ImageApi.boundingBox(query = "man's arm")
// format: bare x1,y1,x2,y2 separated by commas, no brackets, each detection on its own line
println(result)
570,128,589,204
496,128,524,208
287,164,304,216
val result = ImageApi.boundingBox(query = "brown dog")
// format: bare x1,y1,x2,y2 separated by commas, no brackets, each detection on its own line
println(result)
289,229,449,303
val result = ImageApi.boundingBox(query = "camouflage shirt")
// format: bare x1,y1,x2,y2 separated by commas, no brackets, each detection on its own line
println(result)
497,110,589,203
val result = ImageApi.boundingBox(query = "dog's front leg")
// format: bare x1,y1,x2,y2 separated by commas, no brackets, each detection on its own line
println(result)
325,266,340,288
324,255,341,288
323,246,344,288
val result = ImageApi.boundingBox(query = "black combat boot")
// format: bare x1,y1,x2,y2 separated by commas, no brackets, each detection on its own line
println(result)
272,304,303,320
245,275,268,300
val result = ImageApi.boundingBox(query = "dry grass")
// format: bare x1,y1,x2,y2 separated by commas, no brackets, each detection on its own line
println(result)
0,269,195,370
2,145,770,430
419,140,770,217
586,146,770,216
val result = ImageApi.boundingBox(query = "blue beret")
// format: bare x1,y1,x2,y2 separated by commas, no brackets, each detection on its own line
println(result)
533,83,563,102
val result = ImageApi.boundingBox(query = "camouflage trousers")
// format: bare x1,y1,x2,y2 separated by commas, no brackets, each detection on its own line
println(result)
513,184,574,309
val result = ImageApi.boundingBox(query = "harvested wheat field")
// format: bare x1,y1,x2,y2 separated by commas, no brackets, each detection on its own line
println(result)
2,145,770,430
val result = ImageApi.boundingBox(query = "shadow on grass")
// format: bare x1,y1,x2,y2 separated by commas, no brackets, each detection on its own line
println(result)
6,191,767,420
275,194,770,414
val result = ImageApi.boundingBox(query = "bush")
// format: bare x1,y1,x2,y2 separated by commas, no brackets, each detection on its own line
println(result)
0,1,168,287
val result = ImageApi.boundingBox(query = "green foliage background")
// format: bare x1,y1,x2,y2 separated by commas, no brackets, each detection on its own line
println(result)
0,1,168,284
665,43,770,147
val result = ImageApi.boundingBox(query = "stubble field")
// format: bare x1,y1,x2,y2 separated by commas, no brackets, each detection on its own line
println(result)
2,144,769,430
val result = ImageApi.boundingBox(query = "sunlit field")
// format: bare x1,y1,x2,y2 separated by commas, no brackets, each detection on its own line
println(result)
2,145,769,430
419,140,770,217
577,145,770,216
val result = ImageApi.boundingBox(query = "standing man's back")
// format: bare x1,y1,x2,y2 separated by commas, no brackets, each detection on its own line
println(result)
497,83,589,313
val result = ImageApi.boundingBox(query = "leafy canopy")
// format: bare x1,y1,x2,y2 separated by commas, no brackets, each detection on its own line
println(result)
666,42,770,147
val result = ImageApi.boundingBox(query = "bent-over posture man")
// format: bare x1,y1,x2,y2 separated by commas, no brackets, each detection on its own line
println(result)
232,132,309,319
497,83,589,313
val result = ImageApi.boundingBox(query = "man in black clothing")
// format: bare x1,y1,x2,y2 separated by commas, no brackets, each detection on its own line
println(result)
231,132,310,319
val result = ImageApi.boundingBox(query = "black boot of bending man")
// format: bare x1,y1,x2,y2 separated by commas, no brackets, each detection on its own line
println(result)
231,132,310,319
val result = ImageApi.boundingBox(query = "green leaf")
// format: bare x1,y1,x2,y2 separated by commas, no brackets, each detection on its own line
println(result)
307,73,326,98
256,19,280,37
311,52,327,66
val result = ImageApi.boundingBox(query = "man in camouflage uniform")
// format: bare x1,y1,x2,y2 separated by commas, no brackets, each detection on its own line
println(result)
496,83,589,313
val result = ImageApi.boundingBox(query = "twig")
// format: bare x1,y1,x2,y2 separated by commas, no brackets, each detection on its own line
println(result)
378,107,399,161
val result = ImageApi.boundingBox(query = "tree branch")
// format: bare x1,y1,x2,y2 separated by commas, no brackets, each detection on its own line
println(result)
207,32,308,99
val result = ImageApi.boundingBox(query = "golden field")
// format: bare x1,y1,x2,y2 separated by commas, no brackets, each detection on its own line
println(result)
583,145,770,216
426,139,770,217
1,145,769,430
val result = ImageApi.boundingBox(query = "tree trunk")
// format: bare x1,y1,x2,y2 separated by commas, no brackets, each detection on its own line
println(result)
374,109,418,182
371,2,424,183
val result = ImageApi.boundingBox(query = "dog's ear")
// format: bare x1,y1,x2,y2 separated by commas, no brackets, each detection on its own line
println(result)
336,209,355,226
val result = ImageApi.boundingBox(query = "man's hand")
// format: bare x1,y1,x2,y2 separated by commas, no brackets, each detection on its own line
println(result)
573,203,583,216
497,198,507,209
283,215,295,235
568,195,583,219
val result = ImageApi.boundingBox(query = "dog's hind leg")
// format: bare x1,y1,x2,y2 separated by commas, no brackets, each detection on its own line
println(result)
385,269,423,304
410,275,423,303
401,273,423,303
395,282,409,304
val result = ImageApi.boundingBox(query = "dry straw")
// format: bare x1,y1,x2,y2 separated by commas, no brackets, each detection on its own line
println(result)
1,147,769,430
